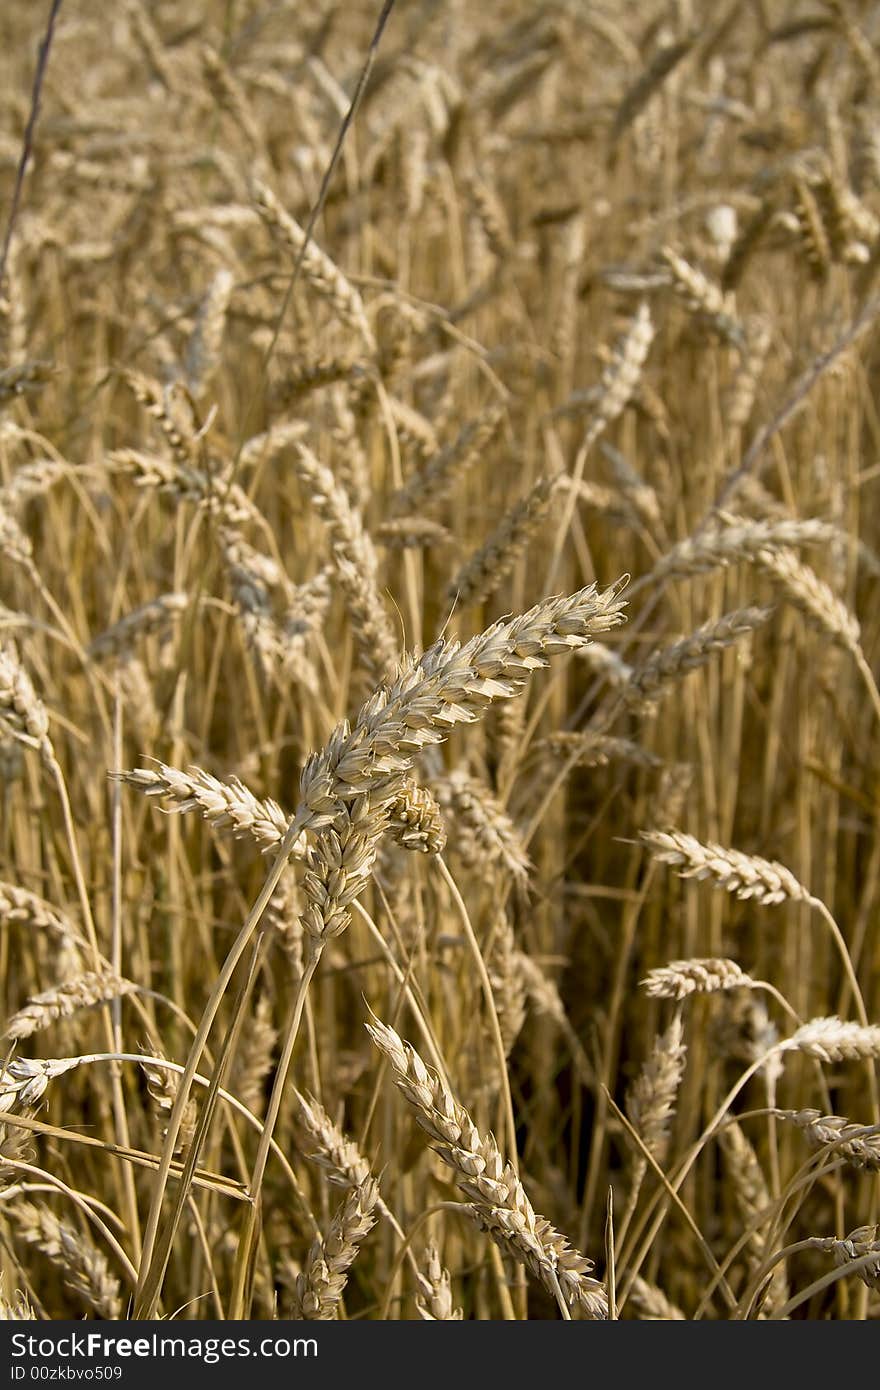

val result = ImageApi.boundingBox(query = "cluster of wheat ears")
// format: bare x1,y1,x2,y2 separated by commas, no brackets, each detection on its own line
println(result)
0,0,879,1322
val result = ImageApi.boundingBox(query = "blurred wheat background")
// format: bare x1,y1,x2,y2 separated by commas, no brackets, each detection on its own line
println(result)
0,0,879,1320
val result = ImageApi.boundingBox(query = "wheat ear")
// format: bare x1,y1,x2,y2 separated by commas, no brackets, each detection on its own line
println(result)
367,1014,607,1319
288,1178,379,1319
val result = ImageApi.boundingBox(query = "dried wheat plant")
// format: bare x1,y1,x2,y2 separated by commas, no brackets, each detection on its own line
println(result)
0,0,879,1323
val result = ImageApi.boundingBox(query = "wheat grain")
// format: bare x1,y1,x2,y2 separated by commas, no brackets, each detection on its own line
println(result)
0,1289,37,1319
782,1017,880,1063
392,404,505,515
0,643,51,755
791,173,831,281
288,1178,379,1319
375,517,453,550
251,179,376,352
626,1013,687,1165
649,519,834,583
627,1275,686,1320
718,1121,789,1315
185,267,235,397
625,607,772,711
292,444,397,684
0,362,54,405
640,830,808,906
231,996,277,1118
10,1203,122,1319
388,778,446,854
140,1043,197,1155
4,973,138,1041
436,769,530,886
367,1014,607,1317
0,882,78,942
533,730,662,774
660,245,741,341
756,547,860,653
294,577,628,837
488,911,528,1058
294,1090,372,1190
829,1226,880,1292
88,593,188,662
447,474,561,608
416,1244,463,1319
642,958,755,1000
113,761,301,855
0,1056,81,1111
781,1109,880,1172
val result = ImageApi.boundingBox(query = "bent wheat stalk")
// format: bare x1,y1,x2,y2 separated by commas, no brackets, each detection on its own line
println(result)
366,1013,608,1319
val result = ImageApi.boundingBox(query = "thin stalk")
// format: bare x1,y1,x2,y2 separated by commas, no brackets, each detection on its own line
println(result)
228,946,322,1318
435,857,519,1176
133,816,303,1317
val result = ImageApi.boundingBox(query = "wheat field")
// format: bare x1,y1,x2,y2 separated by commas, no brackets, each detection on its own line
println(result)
0,0,879,1322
